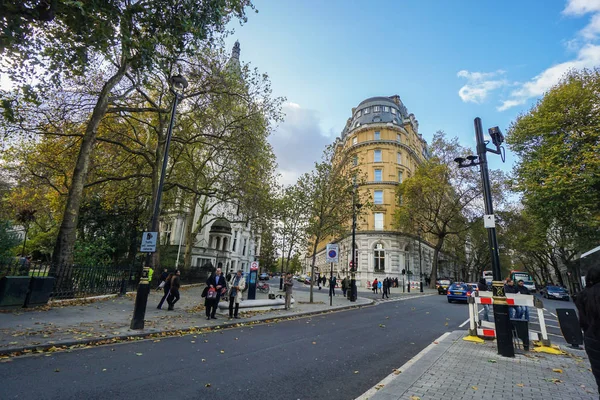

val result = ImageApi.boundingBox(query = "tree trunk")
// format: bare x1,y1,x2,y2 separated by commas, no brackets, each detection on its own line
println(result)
429,238,444,289
182,194,199,271
309,237,319,303
52,66,127,271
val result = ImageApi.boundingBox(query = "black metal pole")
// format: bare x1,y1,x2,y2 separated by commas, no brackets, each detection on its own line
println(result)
474,117,514,357
419,231,423,293
130,82,183,330
280,234,284,291
350,187,357,302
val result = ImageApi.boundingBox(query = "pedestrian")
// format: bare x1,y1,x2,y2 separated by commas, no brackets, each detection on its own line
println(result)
157,272,173,309
205,267,226,320
387,277,392,293
317,273,322,290
377,279,382,294
166,270,181,311
329,275,337,297
227,270,245,319
504,279,518,318
341,276,348,297
322,275,326,287
157,268,168,291
382,278,389,299
284,272,293,310
477,278,489,321
516,280,530,320
575,265,600,396
372,278,378,294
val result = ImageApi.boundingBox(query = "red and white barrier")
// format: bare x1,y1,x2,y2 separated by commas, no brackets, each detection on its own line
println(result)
467,291,550,345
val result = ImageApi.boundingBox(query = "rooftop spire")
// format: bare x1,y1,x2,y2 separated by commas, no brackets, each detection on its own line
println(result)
232,40,240,60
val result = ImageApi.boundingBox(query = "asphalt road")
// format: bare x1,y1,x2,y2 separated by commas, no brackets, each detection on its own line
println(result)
0,295,472,400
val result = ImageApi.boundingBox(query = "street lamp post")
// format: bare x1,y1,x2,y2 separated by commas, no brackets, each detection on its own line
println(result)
454,117,513,357
350,184,361,302
418,229,423,293
130,74,188,330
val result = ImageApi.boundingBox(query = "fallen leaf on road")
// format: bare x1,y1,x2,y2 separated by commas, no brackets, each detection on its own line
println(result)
516,383,524,387
312,342,317,345
393,369,401,375
426,312,430,314
204,340,208,343
552,368,563,373
375,384,385,390
235,338,238,340
379,324,386,328
9,342,18,345
202,359,206,362
354,371,359,374
488,359,497,363
135,353,143,356
444,322,448,326
102,369,107,372
433,341,439,344
545,378,562,383
385,316,389,319
54,369,60,372
410,396,420,400
153,340,160,343
190,341,195,343
205,383,211,387
471,386,478,390
220,350,224,353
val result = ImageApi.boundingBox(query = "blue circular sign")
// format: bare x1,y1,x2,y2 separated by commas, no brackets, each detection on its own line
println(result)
328,250,337,258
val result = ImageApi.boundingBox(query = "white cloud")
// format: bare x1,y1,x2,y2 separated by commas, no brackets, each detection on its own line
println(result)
498,44,600,111
563,0,600,16
269,102,332,186
457,69,508,103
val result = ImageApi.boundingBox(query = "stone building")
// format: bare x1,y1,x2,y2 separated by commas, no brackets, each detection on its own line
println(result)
305,95,437,287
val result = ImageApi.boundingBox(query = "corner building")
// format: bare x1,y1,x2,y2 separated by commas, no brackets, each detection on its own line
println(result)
306,95,436,287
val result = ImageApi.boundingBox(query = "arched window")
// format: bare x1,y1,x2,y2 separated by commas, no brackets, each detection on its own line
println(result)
374,243,385,271
222,237,228,251
215,236,221,250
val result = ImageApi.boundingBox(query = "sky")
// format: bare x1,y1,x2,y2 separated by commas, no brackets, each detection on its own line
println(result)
225,0,600,185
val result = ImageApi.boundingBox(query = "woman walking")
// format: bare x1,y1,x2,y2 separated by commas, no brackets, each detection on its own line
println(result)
157,272,173,309
575,265,600,396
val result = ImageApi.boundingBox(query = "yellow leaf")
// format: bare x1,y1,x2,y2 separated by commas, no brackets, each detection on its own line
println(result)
205,383,211,387
516,383,524,387
552,368,563,373
410,396,421,400
135,353,143,356
354,371,359,374
471,386,478,390
312,342,317,345
220,350,224,353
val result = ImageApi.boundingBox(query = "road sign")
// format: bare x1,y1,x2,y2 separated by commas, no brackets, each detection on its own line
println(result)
140,232,157,252
250,261,259,270
326,243,338,263
484,214,495,228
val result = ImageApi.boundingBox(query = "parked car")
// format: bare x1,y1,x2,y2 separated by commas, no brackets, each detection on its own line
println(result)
540,285,570,301
304,276,311,284
259,273,270,281
436,280,451,295
467,283,479,292
447,283,472,303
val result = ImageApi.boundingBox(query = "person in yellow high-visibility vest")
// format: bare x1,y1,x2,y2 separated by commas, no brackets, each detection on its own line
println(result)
148,267,154,285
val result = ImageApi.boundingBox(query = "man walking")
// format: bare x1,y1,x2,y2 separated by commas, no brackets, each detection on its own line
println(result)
329,275,337,297
166,270,181,311
206,267,226,320
382,278,389,299
341,276,348,297
284,272,293,310
157,268,168,291
228,270,245,319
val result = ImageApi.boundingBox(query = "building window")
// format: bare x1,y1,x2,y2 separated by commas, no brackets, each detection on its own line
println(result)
374,169,382,182
398,171,403,183
222,237,228,251
364,107,370,114
383,106,389,112
373,106,380,112
374,213,384,230
215,236,221,250
391,108,396,115
352,137,358,145
374,190,383,204
397,152,402,164
396,133,401,142
374,149,382,162
356,110,362,118
374,131,380,140
242,238,247,256
232,231,238,252
374,243,385,270
353,155,358,166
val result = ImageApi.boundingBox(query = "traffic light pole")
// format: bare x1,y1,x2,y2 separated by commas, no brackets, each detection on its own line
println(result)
350,186,358,302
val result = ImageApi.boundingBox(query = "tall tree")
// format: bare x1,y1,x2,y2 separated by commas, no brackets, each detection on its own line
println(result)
299,146,356,303
1,0,255,268
507,68,600,259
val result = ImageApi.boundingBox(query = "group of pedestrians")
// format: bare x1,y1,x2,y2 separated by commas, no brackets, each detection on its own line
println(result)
504,278,531,320
370,277,396,298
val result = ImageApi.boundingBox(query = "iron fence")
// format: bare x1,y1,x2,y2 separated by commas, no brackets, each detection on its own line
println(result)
0,258,140,300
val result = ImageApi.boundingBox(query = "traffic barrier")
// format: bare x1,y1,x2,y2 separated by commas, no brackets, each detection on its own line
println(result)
466,291,552,348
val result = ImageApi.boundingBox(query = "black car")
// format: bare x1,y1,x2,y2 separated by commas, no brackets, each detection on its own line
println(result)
540,285,570,301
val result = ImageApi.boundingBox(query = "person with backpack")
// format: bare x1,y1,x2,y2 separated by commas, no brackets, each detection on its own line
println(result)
157,272,173,309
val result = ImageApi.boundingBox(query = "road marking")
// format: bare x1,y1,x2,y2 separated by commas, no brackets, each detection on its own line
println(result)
530,330,563,339
543,308,559,318
355,332,452,400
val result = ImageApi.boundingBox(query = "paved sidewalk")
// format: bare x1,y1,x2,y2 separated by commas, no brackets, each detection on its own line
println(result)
0,284,372,355
359,331,599,400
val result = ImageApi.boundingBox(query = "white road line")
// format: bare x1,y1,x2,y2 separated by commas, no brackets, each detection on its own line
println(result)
543,308,559,318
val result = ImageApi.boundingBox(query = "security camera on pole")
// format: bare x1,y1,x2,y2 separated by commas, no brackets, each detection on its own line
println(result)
454,117,513,358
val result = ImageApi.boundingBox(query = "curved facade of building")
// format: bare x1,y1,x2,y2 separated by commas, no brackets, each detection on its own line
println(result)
304,95,436,286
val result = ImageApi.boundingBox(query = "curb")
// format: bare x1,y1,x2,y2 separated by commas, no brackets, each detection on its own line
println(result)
355,330,463,400
0,298,376,357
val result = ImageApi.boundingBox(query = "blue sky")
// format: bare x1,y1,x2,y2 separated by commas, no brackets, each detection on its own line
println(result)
227,0,600,184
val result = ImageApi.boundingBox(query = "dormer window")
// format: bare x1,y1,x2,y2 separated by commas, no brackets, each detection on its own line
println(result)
391,108,396,115
356,110,362,118
373,106,380,112
364,107,370,114
383,106,389,112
